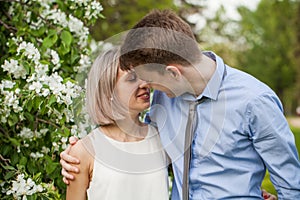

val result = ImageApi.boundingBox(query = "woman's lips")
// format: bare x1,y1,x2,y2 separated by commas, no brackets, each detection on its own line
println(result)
137,92,150,101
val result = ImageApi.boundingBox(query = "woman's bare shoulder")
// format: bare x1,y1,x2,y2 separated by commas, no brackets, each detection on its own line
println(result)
69,138,94,168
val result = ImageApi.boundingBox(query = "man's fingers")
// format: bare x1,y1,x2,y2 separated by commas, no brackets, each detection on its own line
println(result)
60,149,80,164
61,168,75,180
63,177,70,185
69,136,79,145
60,158,80,173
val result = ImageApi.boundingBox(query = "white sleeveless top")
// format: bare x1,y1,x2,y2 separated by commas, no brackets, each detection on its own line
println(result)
84,125,169,200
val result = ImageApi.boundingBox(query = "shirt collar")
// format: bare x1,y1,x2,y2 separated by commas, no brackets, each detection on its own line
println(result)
181,51,226,102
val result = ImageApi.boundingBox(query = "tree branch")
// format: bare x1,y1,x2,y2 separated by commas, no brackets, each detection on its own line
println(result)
0,19,17,33
0,154,11,164
36,118,60,129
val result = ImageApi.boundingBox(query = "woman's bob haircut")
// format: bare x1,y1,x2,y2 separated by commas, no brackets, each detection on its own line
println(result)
86,47,127,125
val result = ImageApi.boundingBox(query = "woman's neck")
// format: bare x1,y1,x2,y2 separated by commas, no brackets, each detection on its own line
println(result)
101,116,148,142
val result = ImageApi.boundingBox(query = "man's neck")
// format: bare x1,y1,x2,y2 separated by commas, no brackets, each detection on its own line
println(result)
185,54,216,97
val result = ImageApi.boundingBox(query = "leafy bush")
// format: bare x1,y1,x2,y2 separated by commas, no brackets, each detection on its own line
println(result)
0,0,103,199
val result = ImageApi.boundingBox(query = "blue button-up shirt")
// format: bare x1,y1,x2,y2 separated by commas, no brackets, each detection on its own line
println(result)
148,52,300,199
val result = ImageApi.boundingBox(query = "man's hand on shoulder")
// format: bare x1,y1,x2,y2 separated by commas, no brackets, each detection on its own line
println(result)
60,136,80,184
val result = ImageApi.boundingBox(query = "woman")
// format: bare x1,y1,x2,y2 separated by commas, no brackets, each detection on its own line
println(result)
66,47,169,200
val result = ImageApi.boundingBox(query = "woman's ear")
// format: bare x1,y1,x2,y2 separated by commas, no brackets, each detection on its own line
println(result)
166,65,181,79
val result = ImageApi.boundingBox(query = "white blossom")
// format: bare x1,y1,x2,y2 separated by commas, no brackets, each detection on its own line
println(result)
75,54,91,73
25,11,32,23
41,146,50,154
29,18,43,30
28,81,43,94
0,107,10,123
41,7,89,48
68,15,89,47
41,88,50,97
52,141,59,152
17,41,40,64
19,127,34,139
35,63,49,77
0,80,23,122
48,73,64,95
60,137,68,149
1,59,27,79
30,152,44,159
85,1,103,20
42,8,68,28
2,90,22,113
6,173,44,199
50,49,60,68
0,80,15,90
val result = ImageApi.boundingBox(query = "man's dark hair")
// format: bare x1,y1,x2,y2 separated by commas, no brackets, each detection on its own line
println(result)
120,9,202,71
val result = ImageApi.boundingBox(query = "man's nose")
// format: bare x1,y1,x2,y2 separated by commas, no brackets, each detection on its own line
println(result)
138,80,151,89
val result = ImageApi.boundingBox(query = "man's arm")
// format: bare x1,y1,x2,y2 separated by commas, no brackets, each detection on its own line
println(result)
249,93,300,198
60,136,80,184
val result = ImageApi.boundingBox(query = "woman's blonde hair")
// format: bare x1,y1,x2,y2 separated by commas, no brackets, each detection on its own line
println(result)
86,47,127,125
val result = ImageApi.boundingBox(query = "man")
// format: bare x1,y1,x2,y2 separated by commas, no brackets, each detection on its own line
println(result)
61,10,299,199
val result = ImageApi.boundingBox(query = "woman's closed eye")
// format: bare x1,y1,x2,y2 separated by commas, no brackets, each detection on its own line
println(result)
126,72,137,82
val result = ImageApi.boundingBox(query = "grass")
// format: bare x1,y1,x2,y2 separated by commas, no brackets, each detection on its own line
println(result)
261,122,300,196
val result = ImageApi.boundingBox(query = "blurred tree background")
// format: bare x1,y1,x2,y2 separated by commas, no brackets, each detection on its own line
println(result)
89,0,300,115
236,0,300,115
195,0,300,115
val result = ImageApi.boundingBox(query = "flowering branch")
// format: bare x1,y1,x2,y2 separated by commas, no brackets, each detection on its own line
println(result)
0,0,104,198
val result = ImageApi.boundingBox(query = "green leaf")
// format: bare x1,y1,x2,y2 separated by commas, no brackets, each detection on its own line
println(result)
27,160,38,174
19,156,28,166
11,152,19,165
34,96,43,110
99,13,105,19
60,30,73,46
8,114,19,127
46,162,59,175
27,99,33,112
48,29,58,37
8,137,21,146
58,42,70,55
24,112,34,122
1,145,12,156
71,48,80,64
4,171,16,180
48,95,56,106
2,165,16,171
31,26,46,37
42,33,58,48
33,172,42,181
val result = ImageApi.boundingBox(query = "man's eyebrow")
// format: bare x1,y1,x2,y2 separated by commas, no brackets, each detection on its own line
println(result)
128,69,137,77
128,69,136,73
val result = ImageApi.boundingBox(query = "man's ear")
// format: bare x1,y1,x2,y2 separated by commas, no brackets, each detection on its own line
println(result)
166,65,181,79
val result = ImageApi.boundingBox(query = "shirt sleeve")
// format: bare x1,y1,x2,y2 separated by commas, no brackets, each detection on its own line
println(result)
246,92,300,199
